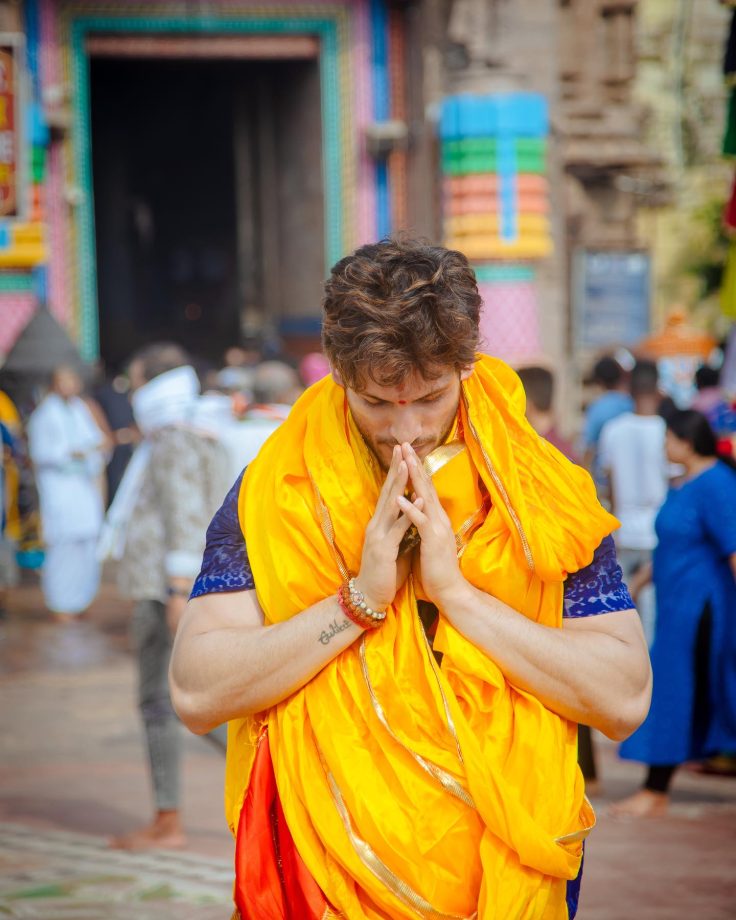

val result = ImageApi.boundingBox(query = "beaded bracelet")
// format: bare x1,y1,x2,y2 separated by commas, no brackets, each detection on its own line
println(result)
337,580,386,630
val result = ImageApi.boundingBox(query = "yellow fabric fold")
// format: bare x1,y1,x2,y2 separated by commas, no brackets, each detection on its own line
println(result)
226,355,618,919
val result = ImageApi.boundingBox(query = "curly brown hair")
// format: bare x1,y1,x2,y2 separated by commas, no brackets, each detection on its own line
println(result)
321,238,481,389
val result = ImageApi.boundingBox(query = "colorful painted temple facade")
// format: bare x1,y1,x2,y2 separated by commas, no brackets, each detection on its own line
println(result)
0,0,660,380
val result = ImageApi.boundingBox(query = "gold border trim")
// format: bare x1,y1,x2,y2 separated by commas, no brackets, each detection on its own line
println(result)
318,747,478,920
359,637,476,809
554,795,597,846
422,439,465,477
460,388,535,572
311,474,352,582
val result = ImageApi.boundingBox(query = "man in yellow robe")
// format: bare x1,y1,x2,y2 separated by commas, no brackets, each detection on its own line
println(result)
170,239,651,919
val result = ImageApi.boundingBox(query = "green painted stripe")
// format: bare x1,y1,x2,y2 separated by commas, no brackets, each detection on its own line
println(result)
442,153,546,175
443,138,546,156
70,14,346,361
474,264,535,283
0,272,34,292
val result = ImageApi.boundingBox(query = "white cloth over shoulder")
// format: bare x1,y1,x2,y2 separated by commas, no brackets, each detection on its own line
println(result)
98,365,201,562
28,393,105,544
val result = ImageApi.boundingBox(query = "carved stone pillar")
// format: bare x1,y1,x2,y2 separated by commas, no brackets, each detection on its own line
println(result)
557,0,661,249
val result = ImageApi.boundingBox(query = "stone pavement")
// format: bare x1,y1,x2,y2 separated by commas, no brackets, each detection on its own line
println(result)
0,823,231,919
2,572,736,919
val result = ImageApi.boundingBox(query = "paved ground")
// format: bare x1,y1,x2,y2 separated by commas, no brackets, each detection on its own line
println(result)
1,571,735,918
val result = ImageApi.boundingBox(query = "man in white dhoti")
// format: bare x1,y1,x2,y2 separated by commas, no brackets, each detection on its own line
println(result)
28,365,106,622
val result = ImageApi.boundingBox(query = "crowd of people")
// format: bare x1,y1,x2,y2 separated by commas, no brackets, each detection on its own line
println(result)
0,343,328,848
518,350,736,815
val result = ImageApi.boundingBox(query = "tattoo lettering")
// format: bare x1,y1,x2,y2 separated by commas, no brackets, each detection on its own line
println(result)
318,618,352,645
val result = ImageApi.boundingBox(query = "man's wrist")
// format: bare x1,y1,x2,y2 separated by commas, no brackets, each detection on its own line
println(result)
433,576,475,618
351,575,387,614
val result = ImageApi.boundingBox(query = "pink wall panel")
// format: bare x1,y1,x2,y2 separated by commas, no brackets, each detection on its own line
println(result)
0,294,37,354
477,280,541,363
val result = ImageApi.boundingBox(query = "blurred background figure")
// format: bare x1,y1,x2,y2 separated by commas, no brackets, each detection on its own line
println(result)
516,364,579,461
599,359,669,645
223,343,261,371
192,358,303,482
582,355,633,488
247,360,303,421
0,388,21,540
517,364,598,785
615,410,736,817
0,418,19,621
93,367,139,505
27,365,107,623
215,364,254,406
691,364,736,437
0,389,21,621
103,343,230,851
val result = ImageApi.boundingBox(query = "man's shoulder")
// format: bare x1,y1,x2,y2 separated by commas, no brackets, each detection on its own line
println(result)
599,410,634,440
700,460,736,495
28,395,60,429
150,425,226,467
611,413,665,442
591,392,632,416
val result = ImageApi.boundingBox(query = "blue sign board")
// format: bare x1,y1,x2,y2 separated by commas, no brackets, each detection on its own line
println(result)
574,250,651,348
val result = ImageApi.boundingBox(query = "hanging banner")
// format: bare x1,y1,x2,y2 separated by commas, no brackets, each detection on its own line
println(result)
0,41,19,217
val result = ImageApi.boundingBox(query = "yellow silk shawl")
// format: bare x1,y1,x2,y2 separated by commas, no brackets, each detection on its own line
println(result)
228,355,617,919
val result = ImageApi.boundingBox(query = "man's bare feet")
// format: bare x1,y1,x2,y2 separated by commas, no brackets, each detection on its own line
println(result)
109,810,187,850
608,789,668,819
52,612,81,625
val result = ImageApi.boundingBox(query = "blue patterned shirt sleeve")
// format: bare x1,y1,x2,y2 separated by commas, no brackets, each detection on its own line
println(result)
563,535,635,618
190,470,255,599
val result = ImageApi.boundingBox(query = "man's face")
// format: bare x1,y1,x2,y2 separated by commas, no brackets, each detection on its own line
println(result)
53,367,82,400
344,366,473,471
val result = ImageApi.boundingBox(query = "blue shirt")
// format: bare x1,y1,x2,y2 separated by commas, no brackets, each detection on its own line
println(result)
583,391,634,449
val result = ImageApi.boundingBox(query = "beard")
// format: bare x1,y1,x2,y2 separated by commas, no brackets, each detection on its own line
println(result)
352,408,460,472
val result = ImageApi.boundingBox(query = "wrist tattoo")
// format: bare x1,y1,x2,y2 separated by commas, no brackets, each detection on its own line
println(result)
318,618,352,645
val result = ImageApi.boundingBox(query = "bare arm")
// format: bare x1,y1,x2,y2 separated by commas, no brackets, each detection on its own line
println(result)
397,442,652,741
170,445,415,734
169,589,361,734
435,582,651,740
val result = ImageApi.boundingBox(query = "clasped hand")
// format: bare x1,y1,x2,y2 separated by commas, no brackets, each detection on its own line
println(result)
356,443,464,611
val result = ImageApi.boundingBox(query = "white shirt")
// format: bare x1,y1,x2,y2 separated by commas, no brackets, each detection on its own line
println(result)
598,412,668,550
189,394,283,483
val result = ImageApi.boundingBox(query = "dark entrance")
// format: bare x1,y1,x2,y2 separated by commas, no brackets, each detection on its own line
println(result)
90,53,325,370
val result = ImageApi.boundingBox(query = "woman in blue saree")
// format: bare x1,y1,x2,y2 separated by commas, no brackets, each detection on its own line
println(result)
614,409,736,816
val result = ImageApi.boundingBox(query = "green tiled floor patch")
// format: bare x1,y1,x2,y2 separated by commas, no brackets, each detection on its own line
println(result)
0,824,232,919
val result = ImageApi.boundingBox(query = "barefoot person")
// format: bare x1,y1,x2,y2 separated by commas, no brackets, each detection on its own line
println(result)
170,239,651,918
106,344,230,849
614,410,736,818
